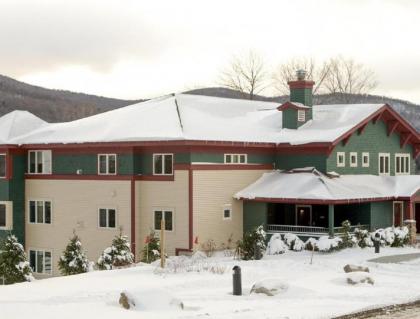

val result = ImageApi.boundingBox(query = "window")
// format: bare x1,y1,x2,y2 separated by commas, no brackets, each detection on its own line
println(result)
29,249,52,274
154,209,173,231
224,154,247,164
28,150,52,174
98,208,116,228
0,204,6,227
29,200,52,224
337,152,345,167
297,110,306,122
395,154,410,175
378,153,390,175
362,152,370,167
350,152,358,167
153,154,173,175
0,154,6,178
98,154,117,175
223,204,232,220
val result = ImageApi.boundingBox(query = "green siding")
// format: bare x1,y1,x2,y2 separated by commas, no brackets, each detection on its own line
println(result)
327,121,415,175
282,109,299,129
370,201,393,230
243,201,267,233
276,154,327,172
290,87,313,107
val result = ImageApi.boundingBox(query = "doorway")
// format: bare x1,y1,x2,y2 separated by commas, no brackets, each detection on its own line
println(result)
296,205,312,226
415,203,420,233
393,201,404,227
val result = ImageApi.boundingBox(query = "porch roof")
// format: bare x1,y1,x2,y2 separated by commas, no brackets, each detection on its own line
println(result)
234,168,420,204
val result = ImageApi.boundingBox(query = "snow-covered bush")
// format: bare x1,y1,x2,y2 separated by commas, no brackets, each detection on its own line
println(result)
305,237,318,251
283,233,305,251
0,234,34,284
236,225,266,260
98,234,134,270
340,220,357,248
316,236,343,252
393,227,409,247
58,233,90,276
372,227,409,248
266,234,287,255
141,231,160,263
354,228,373,248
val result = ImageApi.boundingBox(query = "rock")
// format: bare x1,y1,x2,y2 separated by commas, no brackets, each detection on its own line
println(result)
346,272,374,285
170,298,184,309
119,292,135,310
250,278,289,296
343,264,369,273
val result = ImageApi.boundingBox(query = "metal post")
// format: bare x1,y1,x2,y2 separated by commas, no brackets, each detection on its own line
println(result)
232,266,242,296
254,242,262,260
374,232,380,253
328,204,335,237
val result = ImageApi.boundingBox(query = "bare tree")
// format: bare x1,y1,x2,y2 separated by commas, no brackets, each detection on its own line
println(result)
272,57,330,95
219,51,267,100
323,56,378,102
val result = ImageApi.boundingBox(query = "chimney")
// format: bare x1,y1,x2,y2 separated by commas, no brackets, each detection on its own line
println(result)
278,70,315,129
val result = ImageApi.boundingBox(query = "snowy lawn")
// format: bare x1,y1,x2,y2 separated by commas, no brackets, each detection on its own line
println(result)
1,247,420,319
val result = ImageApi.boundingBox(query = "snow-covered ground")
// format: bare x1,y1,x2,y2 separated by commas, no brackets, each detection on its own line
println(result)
1,247,420,319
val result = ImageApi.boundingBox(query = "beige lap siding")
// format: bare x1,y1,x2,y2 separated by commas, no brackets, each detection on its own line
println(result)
192,170,269,250
136,170,189,257
25,180,131,277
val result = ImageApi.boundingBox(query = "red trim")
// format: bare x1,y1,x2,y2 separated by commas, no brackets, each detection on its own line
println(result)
400,133,411,149
277,101,310,111
287,80,315,89
130,178,136,259
357,122,368,135
342,135,351,146
137,175,174,181
241,196,412,205
24,174,175,181
372,112,383,124
415,144,420,159
387,120,399,137
190,164,273,170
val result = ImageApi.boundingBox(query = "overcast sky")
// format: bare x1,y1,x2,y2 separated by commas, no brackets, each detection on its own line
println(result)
1,0,420,103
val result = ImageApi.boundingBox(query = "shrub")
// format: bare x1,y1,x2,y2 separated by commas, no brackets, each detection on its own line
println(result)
354,228,373,248
283,233,305,251
236,225,266,260
201,239,217,257
141,231,160,263
392,227,409,247
312,236,343,253
0,234,34,284
266,234,287,255
58,233,90,276
98,234,134,270
340,220,357,248
305,237,318,251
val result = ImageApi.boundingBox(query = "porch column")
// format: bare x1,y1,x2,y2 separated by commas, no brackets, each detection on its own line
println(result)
328,204,334,237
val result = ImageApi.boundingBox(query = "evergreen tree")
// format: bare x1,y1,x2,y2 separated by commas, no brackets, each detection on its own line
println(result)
97,234,134,270
58,233,90,276
141,230,160,263
0,234,33,284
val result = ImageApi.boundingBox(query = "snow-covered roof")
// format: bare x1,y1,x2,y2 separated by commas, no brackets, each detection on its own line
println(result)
0,111,47,144
234,168,420,202
0,94,386,145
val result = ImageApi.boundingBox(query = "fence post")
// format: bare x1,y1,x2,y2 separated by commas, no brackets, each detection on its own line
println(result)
160,218,166,268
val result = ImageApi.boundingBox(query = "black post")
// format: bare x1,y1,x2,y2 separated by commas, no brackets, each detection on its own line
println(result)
374,232,380,253
254,242,262,260
232,265,242,296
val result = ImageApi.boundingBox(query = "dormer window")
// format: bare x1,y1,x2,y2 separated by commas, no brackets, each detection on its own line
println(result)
297,110,306,122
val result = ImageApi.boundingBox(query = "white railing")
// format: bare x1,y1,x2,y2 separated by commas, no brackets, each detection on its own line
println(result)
266,224,370,237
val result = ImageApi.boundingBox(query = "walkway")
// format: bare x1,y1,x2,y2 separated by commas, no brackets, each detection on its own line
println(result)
367,252,420,264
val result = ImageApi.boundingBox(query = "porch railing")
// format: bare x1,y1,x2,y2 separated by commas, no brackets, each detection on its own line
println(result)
266,224,370,237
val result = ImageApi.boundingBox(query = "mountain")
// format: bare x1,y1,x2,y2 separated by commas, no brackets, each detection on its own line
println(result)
185,87,420,132
0,74,142,122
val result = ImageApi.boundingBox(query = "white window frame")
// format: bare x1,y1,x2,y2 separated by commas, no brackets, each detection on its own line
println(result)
98,154,117,175
28,150,52,174
153,154,173,176
336,152,345,167
224,154,247,164
378,153,390,175
297,110,306,122
98,207,117,229
28,248,52,275
0,201,12,230
28,199,52,225
362,152,370,168
0,153,6,178
153,208,174,232
395,153,410,175
222,204,232,220
349,152,358,167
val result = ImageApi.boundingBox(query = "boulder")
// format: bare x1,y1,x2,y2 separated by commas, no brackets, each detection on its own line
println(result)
346,272,374,285
250,278,289,296
343,264,369,273
119,292,135,309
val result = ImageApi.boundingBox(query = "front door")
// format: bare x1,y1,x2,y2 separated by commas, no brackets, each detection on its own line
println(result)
415,203,420,233
393,201,404,227
296,205,311,226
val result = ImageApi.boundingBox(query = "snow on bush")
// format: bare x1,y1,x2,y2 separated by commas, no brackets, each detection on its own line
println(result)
236,225,266,260
372,227,409,247
153,255,227,275
58,233,90,276
266,234,287,255
283,233,305,251
97,234,134,270
354,228,373,248
316,236,343,252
